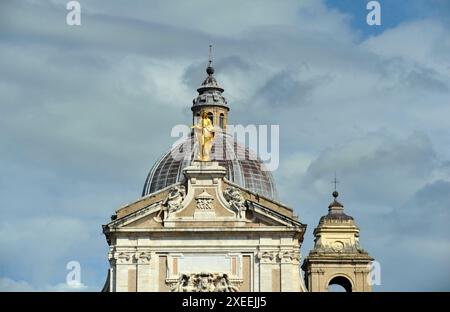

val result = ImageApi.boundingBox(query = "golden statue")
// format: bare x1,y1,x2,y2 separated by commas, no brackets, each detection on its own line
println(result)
192,111,215,161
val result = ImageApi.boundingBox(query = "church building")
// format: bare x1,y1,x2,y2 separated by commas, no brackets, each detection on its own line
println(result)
102,52,373,292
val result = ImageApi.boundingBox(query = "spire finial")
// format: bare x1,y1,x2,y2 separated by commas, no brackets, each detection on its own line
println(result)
208,44,212,66
332,172,339,198
206,45,214,75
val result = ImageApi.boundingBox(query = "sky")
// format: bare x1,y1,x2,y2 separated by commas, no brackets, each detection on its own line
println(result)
0,0,449,291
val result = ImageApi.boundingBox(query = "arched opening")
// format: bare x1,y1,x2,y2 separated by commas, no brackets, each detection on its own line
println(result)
219,113,224,128
207,112,214,125
328,276,352,292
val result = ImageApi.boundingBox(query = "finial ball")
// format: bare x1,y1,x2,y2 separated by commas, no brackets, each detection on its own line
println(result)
332,191,339,198
206,66,214,75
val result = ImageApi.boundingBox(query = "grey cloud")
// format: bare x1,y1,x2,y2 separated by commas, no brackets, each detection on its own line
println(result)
375,57,450,93
275,131,439,226
378,180,450,291
181,55,253,94
254,69,331,109
405,66,450,93
1,0,217,58
300,131,437,207
182,61,210,92
396,180,450,238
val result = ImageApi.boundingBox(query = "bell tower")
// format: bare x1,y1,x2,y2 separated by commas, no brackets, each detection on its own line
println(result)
191,45,229,129
302,190,374,292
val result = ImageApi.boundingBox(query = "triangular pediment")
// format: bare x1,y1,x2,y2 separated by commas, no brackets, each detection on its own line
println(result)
105,198,303,231
104,162,305,234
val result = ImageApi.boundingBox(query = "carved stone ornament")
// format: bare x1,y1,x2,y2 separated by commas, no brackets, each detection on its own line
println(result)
108,250,152,264
312,241,366,254
331,241,344,252
135,251,152,264
155,185,186,222
116,252,133,264
195,190,214,210
164,185,186,212
170,273,239,292
256,251,278,264
223,187,247,218
279,250,301,264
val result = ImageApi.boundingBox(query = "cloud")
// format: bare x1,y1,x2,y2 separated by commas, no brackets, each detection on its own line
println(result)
0,216,106,289
254,69,330,109
0,277,90,292
302,131,437,207
0,278,35,292
396,180,450,238
379,180,450,291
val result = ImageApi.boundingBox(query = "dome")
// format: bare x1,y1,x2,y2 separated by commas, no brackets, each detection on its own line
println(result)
142,132,278,201
192,68,227,110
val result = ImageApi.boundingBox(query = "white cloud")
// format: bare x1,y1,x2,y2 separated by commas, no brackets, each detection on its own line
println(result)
0,278,35,292
363,19,450,73
0,277,90,292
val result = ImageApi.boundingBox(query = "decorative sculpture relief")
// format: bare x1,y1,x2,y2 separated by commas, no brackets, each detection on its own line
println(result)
108,249,152,264
116,252,133,264
223,187,247,218
196,198,213,210
256,251,278,264
195,190,214,210
256,249,300,264
331,241,344,252
171,273,239,292
164,185,186,213
313,241,366,254
135,251,152,264
279,250,301,264
155,185,186,222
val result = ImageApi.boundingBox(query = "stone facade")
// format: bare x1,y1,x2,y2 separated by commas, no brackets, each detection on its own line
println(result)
103,161,307,292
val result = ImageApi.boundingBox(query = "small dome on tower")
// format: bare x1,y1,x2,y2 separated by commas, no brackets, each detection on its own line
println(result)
321,190,352,222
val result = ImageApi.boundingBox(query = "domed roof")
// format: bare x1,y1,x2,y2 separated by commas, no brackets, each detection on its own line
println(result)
142,132,278,201
192,65,227,110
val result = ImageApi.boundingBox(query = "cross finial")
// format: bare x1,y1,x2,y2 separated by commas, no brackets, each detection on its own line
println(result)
206,45,215,75
332,172,339,191
208,44,213,67
331,172,340,199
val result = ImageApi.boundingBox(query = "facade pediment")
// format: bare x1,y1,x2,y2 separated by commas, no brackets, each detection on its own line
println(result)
104,162,304,233
105,196,304,231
